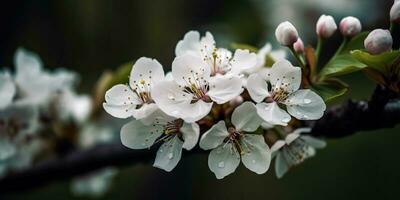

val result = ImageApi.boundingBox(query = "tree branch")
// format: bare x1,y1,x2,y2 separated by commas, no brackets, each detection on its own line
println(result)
0,86,399,194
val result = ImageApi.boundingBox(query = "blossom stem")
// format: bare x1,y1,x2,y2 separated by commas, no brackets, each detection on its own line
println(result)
315,37,324,69
288,46,306,69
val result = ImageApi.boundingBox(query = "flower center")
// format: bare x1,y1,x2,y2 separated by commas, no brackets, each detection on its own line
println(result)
224,127,248,155
202,47,232,76
282,139,314,165
180,70,211,102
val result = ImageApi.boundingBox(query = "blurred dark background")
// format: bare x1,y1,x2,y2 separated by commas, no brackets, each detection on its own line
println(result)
1,0,400,199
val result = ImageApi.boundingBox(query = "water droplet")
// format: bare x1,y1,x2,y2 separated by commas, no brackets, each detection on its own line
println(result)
303,114,308,119
168,94,175,100
172,110,179,115
303,99,311,104
142,143,146,146
218,161,225,168
168,153,174,159
282,117,291,123
252,160,256,164
264,106,271,111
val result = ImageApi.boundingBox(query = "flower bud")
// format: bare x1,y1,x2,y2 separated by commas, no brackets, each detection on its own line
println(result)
364,29,393,55
293,38,304,53
275,21,299,46
339,16,362,37
391,0,400,23
316,15,337,38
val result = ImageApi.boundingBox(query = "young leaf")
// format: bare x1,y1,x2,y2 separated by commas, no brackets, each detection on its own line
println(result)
319,54,366,77
351,50,400,75
311,78,349,102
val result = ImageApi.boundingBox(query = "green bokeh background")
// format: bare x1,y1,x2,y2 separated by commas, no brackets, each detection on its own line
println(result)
1,0,399,199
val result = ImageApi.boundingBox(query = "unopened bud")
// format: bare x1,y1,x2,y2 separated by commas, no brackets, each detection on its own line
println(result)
391,0,400,23
275,21,299,46
293,38,304,53
316,15,337,38
364,29,393,55
339,16,362,37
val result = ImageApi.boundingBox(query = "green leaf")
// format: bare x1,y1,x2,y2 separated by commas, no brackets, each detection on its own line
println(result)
230,43,258,52
311,78,349,102
318,32,369,78
351,50,400,75
319,54,367,77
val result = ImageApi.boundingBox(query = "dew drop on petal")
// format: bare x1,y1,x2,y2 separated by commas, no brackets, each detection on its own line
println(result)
264,106,271,111
303,99,311,104
218,161,225,168
159,149,163,153
168,93,175,100
252,160,256,164
142,143,146,146
172,110,179,115
168,153,174,159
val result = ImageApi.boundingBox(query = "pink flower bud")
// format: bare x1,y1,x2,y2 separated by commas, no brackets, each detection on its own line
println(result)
275,21,299,46
293,38,304,53
391,0,400,23
316,15,337,38
364,29,393,55
339,16,362,37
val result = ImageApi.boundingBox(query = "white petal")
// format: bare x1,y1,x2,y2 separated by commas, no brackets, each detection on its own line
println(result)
0,72,16,109
246,74,270,103
171,54,210,87
153,136,183,172
208,143,240,179
175,31,201,56
129,57,164,89
271,140,286,153
151,80,193,118
207,75,243,104
164,72,173,81
120,120,163,149
269,60,301,93
200,32,216,54
199,120,229,150
230,49,257,75
103,84,140,118
14,48,42,76
180,122,200,150
261,121,274,130
241,134,271,174
181,100,213,123
284,89,326,120
301,135,327,149
138,108,175,126
275,152,289,179
132,103,159,120
231,101,262,132
255,102,291,126
285,132,301,144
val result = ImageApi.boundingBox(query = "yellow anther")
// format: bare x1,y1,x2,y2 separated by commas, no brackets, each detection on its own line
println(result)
139,79,146,85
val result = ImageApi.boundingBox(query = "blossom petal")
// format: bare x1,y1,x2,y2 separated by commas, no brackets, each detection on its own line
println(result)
151,80,193,118
207,75,243,104
231,102,262,132
199,120,229,150
255,102,291,126
208,143,240,179
230,49,257,75
270,140,286,157
153,136,183,172
180,100,213,123
241,134,271,174
132,103,159,120
275,152,289,179
301,135,327,149
285,132,301,144
284,89,326,120
14,48,42,76
246,74,270,103
172,54,210,87
200,32,216,54
269,60,301,93
175,31,201,56
0,72,16,109
103,84,140,118
180,122,200,150
129,57,164,89
120,120,163,149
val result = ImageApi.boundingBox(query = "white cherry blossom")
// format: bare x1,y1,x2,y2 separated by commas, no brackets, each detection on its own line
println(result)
152,54,243,122
244,43,286,75
199,102,271,179
0,72,16,110
120,110,200,172
103,57,164,120
271,128,326,178
175,31,257,76
246,59,326,126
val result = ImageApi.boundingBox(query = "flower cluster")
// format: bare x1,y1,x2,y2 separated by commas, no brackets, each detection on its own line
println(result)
104,29,327,179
